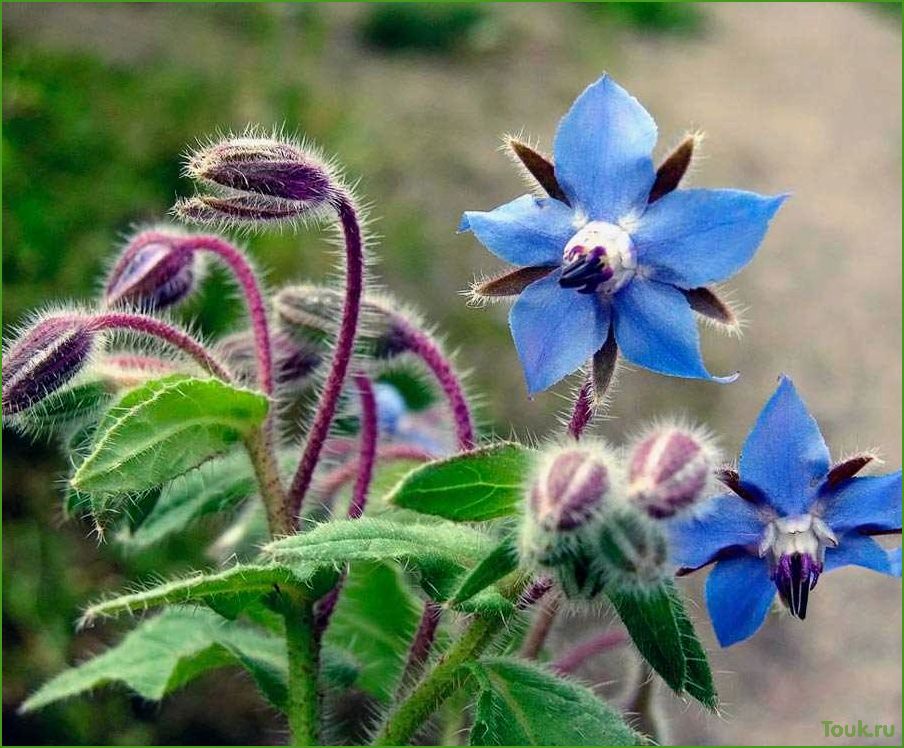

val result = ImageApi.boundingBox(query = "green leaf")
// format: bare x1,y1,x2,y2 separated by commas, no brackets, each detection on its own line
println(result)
386,443,534,521
606,579,716,709
466,657,641,746
122,450,258,549
449,535,519,606
16,380,111,436
323,562,421,701
80,563,334,626
21,608,288,713
265,517,496,601
71,375,268,498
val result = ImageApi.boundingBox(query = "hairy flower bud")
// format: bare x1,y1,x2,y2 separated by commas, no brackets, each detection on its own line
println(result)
594,508,669,587
274,285,406,358
105,230,197,310
521,444,615,571
627,425,717,518
2,315,95,416
217,330,321,389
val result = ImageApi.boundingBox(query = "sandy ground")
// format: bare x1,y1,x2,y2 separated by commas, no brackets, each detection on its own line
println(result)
4,3,901,745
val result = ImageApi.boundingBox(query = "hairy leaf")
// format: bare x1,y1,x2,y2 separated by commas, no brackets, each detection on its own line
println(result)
123,450,258,549
21,608,288,713
16,380,111,437
449,535,519,606
71,375,268,499
607,579,716,709
323,562,421,700
80,563,333,626
466,658,641,746
386,443,534,521
265,518,496,600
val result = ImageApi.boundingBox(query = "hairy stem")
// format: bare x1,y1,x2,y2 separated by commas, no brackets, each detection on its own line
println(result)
281,592,320,746
520,593,561,660
348,374,378,519
245,428,292,536
373,615,500,746
552,628,627,675
87,312,231,380
289,196,364,527
395,318,475,451
567,379,593,440
395,601,443,698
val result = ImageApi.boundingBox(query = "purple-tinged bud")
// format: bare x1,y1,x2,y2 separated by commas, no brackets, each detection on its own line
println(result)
105,230,197,310
217,330,321,389
188,137,336,207
2,316,95,416
627,425,717,519
530,447,611,532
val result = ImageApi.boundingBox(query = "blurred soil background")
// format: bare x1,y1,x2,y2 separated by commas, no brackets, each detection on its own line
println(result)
2,2,901,745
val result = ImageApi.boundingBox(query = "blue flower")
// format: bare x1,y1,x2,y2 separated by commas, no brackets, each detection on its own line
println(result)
459,74,786,395
667,376,902,647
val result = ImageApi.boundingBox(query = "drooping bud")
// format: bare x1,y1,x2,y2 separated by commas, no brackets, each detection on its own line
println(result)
105,229,198,310
2,315,95,416
627,425,717,518
520,444,616,572
178,135,339,228
217,330,321,389
274,285,406,358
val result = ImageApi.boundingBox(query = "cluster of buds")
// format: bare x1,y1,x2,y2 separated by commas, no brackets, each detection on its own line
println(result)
175,133,341,227
521,424,717,598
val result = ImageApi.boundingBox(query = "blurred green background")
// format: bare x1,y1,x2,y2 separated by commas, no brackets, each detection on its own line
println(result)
3,3,901,745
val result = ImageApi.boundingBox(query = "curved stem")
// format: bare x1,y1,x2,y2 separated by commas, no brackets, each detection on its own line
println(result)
395,318,475,451
87,312,231,380
245,428,292,535
289,196,364,527
180,235,274,395
520,592,561,660
552,628,627,675
373,615,500,746
395,601,442,697
348,374,378,520
567,379,593,441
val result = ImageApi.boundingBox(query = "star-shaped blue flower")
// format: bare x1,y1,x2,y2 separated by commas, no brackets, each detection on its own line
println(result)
667,376,902,647
459,74,787,395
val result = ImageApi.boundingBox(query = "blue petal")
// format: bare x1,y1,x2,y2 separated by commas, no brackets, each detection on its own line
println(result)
820,471,902,534
612,278,739,381
665,494,766,570
459,195,574,267
705,555,776,647
824,534,902,577
553,74,657,222
632,190,787,288
738,376,831,516
509,269,610,395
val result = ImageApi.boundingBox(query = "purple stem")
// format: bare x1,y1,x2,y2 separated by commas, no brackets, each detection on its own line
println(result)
551,629,627,675
289,197,364,528
395,319,475,452
87,312,231,381
396,601,442,696
520,593,561,660
567,380,593,441
180,235,274,395
347,374,379,520
517,576,553,610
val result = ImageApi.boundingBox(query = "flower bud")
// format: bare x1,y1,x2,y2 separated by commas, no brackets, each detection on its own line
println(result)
188,137,336,207
274,285,406,358
2,315,95,416
627,425,716,519
521,444,615,570
105,230,198,310
217,330,321,389
594,508,669,587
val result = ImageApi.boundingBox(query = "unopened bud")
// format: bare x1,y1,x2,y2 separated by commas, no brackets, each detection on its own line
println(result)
627,425,716,518
188,137,336,206
274,285,406,358
105,230,197,310
594,508,669,587
2,315,95,416
217,330,321,389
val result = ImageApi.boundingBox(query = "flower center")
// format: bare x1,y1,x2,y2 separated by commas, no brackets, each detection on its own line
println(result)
760,514,838,620
559,221,635,296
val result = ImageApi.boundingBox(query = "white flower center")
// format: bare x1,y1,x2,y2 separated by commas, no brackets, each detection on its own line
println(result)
559,221,636,296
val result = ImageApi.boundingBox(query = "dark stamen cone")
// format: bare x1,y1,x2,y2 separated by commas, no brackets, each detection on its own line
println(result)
2,316,95,416
649,134,696,204
684,287,737,327
507,139,569,204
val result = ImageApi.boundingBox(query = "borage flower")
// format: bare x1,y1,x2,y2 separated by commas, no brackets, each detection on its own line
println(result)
460,74,786,395
667,376,901,646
